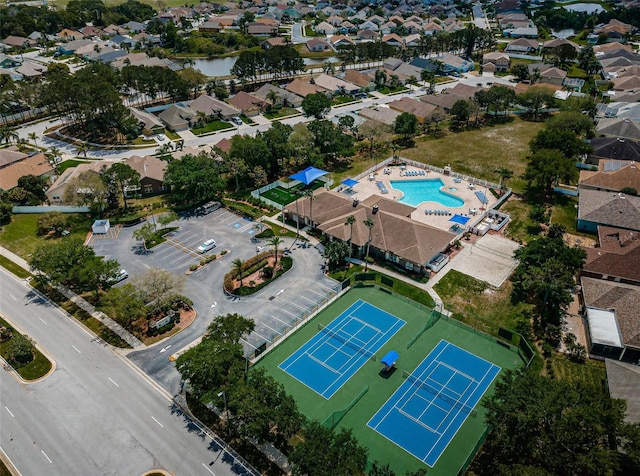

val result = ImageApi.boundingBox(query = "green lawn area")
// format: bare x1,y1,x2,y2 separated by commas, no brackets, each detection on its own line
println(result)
402,117,544,195
0,214,93,259
567,65,590,79
550,353,606,385
303,25,323,37
264,107,300,120
58,159,90,173
192,120,233,135
500,198,541,243
550,195,585,236
331,95,358,106
0,316,52,380
378,86,409,95
0,255,32,279
165,130,181,140
260,182,325,206
130,136,157,146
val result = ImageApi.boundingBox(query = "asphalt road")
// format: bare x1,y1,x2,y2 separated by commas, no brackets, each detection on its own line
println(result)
0,269,251,476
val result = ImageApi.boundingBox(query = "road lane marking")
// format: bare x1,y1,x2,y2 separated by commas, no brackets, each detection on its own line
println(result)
38,318,47,325
9,294,16,300
202,463,215,475
108,378,119,388
41,450,52,463
71,345,81,354
159,345,172,353
5,406,14,418
151,416,164,428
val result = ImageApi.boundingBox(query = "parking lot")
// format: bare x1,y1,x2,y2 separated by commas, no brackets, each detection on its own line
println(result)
90,207,338,390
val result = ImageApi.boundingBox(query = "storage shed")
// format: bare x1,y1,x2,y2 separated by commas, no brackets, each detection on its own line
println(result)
92,219,110,234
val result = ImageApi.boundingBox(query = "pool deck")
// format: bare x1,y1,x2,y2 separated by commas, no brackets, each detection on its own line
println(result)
340,166,497,232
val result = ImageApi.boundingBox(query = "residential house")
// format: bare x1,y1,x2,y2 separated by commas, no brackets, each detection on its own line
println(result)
129,107,165,134
102,24,125,36
420,93,463,113
529,63,567,86
315,21,335,35
122,21,146,33
503,26,538,38
253,83,303,108
157,104,196,131
285,78,329,98
579,161,640,193
15,61,46,79
357,29,378,42
2,35,35,50
261,37,287,49
444,83,481,99
580,277,640,362
594,19,635,41
330,34,353,50
45,161,106,204
124,155,169,196
0,149,52,192
367,15,385,25
58,29,83,41
0,54,21,69
358,21,379,32
482,51,510,72
326,15,343,27
597,118,640,141
57,39,93,55
542,38,580,55
423,21,444,35
586,138,640,165
381,33,404,48
378,22,396,36
284,189,456,275
312,73,359,95
505,37,539,54
189,94,241,121
612,76,640,91
81,26,105,38
306,38,332,53
605,359,640,423
577,188,640,233
247,23,278,36
581,225,640,286
438,53,475,74
199,21,224,33
388,97,438,123
342,70,374,90
404,34,422,48
228,91,267,116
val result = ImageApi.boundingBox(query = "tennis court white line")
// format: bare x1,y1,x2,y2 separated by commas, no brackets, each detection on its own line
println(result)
349,314,383,334
307,353,340,374
437,360,477,383
396,407,441,435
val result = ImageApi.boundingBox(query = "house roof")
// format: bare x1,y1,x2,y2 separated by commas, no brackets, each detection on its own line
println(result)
306,37,331,49
290,189,455,265
594,42,632,55
581,277,640,349
445,83,481,99
189,94,240,117
253,83,302,105
613,75,640,91
0,152,52,191
46,161,106,198
129,107,164,130
543,38,579,50
583,225,640,283
579,162,640,192
578,188,640,231
388,97,437,120
587,137,640,163
228,91,266,111
597,118,640,141
505,38,539,50
605,359,640,424
157,104,196,126
420,93,463,111
285,78,328,97
312,73,359,93
342,70,372,88
358,106,401,126
0,147,27,168
483,51,510,62
124,155,167,182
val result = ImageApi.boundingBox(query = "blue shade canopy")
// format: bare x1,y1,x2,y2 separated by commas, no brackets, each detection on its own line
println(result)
475,190,489,204
450,214,470,225
381,350,399,368
341,178,359,187
289,166,329,185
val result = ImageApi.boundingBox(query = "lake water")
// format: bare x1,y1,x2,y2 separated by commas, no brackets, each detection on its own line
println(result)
192,56,340,77
562,3,605,14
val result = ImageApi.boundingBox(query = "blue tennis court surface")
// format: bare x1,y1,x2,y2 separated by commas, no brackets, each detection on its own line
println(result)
279,300,405,399
368,340,500,467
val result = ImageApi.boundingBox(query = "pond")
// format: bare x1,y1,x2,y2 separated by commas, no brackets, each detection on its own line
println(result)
191,56,341,77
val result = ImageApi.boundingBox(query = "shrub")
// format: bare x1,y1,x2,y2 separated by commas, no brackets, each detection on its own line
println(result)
262,266,274,279
8,334,34,366
220,250,228,255
189,264,198,271
256,228,275,238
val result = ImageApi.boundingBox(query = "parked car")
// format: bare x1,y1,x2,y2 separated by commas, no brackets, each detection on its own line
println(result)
195,201,221,215
110,269,129,283
197,239,217,253
231,116,243,126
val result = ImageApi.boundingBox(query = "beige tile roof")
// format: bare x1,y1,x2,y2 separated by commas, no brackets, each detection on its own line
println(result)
0,147,27,168
124,155,167,182
342,70,372,88
605,359,640,424
0,152,52,191
581,277,640,348
579,162,640,192
388,97,437,120
285,78,329,98
228,91,266,112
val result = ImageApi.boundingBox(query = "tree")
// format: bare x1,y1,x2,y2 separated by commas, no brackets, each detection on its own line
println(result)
545,111,594,138
101,163,140,210
100,283,146,328
157,212,178,229
345,215,356,265
323,240,349,270
27,132,38,147
620,187,638,196
510,63,529,82
129,267,185,309
517,87,555,120
63,170,109,214
302,93,331,119
495,167,513,194
8,334,33,366
554,44,577,71
176,313,254,403
267,236,283,267
164,152,226,207
289,421,368,476
451,99,471,128
36,212,66,236
338,115,355,135
364,218,374,272
0,126,19,144
394,112,418,143
530,128,593,160
374,69,387,89
17,175,48,202
524,148,577,196
133,222,155,251
476,369,635,476
232,258,244,287
420,69,435,93
75,142,88,158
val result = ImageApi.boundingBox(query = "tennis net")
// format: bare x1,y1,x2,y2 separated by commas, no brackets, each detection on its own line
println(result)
403,371,477,416
318,324,376,361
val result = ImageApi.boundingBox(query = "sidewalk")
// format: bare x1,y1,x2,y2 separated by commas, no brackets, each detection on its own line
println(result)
0,245,144,350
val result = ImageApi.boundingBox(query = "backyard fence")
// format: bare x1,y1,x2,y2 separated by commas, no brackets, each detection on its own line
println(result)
12,205,90,214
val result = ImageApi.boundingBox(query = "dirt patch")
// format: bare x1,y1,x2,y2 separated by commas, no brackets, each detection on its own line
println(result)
564,233,596,248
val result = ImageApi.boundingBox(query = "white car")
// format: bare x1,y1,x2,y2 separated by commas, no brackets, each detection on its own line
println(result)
110,269,129,283
197,239,216,253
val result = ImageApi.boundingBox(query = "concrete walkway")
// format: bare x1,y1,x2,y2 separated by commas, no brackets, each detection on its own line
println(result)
0,245,144,350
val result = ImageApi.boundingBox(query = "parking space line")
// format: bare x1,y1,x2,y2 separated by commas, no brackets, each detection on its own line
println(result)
250,329,271,343
299,294,317,304
289,301,308,311
261,322,282,336
270,314,291,327
315,281,335,291
280,308,297,317
307,288,326,298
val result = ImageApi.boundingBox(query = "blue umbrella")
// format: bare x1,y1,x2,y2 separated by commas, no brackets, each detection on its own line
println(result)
289,166,329,185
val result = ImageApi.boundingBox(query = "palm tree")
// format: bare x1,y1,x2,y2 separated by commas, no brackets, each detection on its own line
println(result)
28,132,38,147
0,126,18,144
303,188,316,229
345,215,355,266
363,218,374,272
196,110,207,128
75,142,88,158
266,89,280,107
232,258,244,287
49,146,61,162
267,236,283,267
496,167,514,194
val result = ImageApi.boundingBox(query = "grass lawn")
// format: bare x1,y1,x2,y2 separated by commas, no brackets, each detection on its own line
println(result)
302,25,324,37
500,197,541,243
550,194,588,236
165,130,181,140
550,353,606,385
192,120,233,135
58,159,89,173
0,255,32,279
331,95,358,106
260,182,325,206
130,136,157,146
402,117,544,195
0,316,52,380
378,86,409,95
0,214,93,259
264,107,300,119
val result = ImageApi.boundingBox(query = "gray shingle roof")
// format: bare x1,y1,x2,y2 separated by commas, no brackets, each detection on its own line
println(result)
579,189,640,231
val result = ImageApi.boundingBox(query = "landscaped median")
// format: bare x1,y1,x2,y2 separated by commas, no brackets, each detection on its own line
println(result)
0,315,53,381
224,251,292,297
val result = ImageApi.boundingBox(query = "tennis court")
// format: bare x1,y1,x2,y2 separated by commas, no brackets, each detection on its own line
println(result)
279,300,405,399
368,340,500,467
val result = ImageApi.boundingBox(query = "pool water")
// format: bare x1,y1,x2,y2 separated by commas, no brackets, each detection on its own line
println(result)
390,179,464,208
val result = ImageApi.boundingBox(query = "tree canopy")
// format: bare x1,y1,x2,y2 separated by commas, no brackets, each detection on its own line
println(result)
164,152,226,207
302,93,331,119
394,112,419,142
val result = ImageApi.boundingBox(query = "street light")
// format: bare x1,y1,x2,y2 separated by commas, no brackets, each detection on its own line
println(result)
217,391,229,436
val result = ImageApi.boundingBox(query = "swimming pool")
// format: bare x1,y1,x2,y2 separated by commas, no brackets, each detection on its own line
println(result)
390,179,464,208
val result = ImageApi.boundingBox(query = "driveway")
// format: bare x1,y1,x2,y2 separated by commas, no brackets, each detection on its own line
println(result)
89,209,336,393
